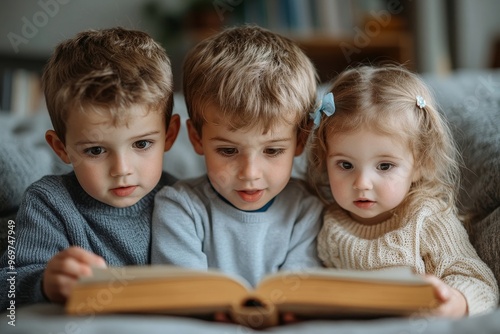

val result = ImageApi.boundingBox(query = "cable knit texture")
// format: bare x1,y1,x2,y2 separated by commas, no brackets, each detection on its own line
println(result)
318,199,499,316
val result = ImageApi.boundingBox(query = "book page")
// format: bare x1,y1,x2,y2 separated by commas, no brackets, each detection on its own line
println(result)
261,266,427,286
78,265,253,290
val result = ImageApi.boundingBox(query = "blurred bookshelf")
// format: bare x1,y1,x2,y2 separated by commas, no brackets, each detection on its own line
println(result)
240,0,415,83
144,0,415,86
0,0,416,116
296,32,414,83
0,55,46,115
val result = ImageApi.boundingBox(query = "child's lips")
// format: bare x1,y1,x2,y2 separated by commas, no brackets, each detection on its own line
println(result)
111,186,137,197
237,189,264,202
353,199,375,209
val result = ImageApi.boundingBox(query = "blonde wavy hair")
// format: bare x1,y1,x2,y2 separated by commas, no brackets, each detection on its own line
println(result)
183,25,317,136
42,27,174,144
307,65,461,213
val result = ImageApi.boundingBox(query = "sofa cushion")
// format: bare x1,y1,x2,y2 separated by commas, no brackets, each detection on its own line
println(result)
424,69,500,289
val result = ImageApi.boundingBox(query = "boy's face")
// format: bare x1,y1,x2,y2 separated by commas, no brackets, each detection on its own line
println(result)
326,129,419,225
188,105,304,211
47,105,178,208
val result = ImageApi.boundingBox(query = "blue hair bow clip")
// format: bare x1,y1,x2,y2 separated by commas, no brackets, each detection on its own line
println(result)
310,92,335,128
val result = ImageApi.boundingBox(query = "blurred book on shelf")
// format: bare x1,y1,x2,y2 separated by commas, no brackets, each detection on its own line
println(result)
243,0,354,38
0,68,43,116
241,0,414,83
0,55,46,116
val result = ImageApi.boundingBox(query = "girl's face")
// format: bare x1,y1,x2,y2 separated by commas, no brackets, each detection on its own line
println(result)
326,128,419,225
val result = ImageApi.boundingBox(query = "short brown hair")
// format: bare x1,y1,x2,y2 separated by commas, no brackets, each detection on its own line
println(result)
42,27,173,143
183,25,317,135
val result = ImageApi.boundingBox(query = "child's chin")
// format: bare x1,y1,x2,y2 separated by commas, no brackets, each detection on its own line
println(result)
101,196,141,208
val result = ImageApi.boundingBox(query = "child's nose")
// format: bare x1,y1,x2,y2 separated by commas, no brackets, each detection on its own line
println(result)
110,153,133,177
353,171,373,190
237,155,261,181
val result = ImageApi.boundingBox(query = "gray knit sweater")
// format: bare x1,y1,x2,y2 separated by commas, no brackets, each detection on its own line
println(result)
0,171,176,310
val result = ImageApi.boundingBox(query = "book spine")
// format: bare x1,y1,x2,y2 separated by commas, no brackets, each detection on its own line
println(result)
229,297,279,329
7,69,43,116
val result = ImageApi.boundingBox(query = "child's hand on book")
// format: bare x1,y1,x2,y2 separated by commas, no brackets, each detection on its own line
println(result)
423,274,467,318
43,246,106,303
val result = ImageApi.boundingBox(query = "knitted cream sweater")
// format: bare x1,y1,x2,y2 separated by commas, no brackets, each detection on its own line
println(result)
318,199,499,316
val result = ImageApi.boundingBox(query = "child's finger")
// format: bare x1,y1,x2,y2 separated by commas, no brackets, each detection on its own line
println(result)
64,246,107,268
281,312,298,324
214,312,231,323
47,247,106,278
47,254,90,278
423,274,450,302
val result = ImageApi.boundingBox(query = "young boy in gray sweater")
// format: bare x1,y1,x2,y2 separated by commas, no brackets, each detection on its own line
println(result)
0,27,180,310
151,26,323,287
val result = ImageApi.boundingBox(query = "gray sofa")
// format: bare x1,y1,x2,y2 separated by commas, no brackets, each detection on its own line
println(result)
1,70,499,333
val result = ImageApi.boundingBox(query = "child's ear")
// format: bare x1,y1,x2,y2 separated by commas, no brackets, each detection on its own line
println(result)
186,119,204,155
294,128,309,156
412,166,422,183
45,130,71,164
164,114,180,152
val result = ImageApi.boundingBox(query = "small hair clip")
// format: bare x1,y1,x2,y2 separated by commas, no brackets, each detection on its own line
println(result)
310,92,335,129
416,95,426,109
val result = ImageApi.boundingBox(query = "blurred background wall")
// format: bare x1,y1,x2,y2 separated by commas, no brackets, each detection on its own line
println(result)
1,0,500,111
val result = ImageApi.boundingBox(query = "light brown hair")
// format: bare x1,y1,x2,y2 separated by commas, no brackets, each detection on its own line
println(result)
42,27,173,144
307,65,461,212
183,25,317,136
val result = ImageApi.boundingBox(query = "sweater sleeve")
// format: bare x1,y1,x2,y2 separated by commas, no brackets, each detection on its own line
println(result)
0,181,72,310
420,207,499,315
151,184,208,269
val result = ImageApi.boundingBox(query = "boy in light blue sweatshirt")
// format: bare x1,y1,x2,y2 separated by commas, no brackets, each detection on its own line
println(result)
152,25,323,287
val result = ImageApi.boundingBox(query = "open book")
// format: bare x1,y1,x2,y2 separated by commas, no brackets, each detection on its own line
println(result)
66,265,439,329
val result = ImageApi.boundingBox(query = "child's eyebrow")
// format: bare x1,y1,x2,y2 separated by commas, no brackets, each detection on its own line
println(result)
210,136,292,144
129,130,162,140
328,152,405,161
75,131,161,146
265,138,293,143
328,152,349,159
208,136,237,145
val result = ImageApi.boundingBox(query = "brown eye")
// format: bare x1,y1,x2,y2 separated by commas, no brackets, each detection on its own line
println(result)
216,148,238,157
264,148,285,156
84,147,105,156
338,161,353,170
378,163,394,171
134,140,152,150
